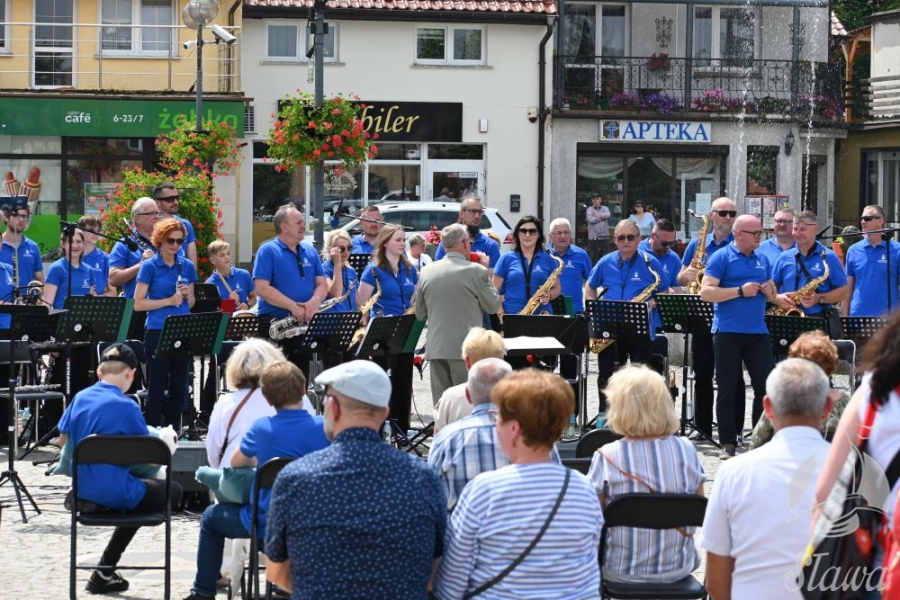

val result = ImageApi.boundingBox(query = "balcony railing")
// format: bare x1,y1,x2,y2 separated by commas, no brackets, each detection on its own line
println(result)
0,22,240,93
556,55,843,122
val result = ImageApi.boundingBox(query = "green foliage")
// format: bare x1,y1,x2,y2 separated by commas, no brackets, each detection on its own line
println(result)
155,120,243,177
833,0,900,31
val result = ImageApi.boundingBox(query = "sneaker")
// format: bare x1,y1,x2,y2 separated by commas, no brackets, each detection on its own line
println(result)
719,443,736,460
182,592,215,600
85,570,129,594
216,574,230,589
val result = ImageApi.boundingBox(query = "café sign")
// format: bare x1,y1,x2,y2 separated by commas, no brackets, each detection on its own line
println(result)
600,120,711,143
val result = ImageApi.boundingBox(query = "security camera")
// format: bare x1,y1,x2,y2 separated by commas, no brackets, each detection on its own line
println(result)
527,108,538,123
183,40,197,49
211,25,236,45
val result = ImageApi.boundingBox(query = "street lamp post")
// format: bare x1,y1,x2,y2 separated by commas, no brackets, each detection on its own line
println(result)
308,0,328,251
182,0,220,133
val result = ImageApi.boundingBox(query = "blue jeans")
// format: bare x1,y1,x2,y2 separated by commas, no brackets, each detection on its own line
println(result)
144,328,191,429
192,502,250,596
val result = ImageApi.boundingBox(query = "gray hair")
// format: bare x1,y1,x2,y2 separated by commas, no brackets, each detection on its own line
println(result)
765,358,829,419
441,223,469,251
132,197,158,218
795,210,819,227
460,196,483,210
549,218,571,232
467,358,513,405
226,338,287,390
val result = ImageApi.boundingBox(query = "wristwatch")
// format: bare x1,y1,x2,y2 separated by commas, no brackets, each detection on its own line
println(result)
818,294,825,304
737,286,744,298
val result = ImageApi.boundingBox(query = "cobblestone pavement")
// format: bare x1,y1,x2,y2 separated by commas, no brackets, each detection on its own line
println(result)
0,351,753,599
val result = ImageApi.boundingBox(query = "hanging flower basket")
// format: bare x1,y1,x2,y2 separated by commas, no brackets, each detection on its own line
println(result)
155,120,243,177
265,91,379,173
648,52,671,72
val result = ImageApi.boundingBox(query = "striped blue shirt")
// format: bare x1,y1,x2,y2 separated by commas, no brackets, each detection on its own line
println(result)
435,462,602,599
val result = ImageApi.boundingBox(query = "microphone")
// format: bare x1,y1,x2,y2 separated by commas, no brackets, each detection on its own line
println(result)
124,237,139,252
815,224,841,240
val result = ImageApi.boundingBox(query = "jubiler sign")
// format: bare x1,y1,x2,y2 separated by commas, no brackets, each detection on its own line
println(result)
600,120,711,143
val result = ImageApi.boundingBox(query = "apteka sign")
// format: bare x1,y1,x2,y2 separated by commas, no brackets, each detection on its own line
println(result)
600,120,711,143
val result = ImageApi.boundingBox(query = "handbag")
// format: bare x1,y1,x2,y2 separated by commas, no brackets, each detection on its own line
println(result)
799,400,880,600
218,388,256,464
462,469,570,599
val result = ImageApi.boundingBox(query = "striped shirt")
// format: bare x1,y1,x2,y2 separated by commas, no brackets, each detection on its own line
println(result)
435,462,602,599
588,436,706,583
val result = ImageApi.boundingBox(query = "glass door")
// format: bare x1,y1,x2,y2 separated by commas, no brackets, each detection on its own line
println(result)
425,160,484,202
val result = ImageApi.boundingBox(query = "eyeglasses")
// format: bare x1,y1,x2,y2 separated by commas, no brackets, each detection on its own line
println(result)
518,228,539,235
715,210,738,218
335,245,350,253
738,230,764,239
616,234,637,242
10,214,28,219
464,208,484,215
861,215,882,222
774,219,793,225
165,237,185,246
157,195,179,203
551,231,572,236
487,409,500,424
137,211,163,217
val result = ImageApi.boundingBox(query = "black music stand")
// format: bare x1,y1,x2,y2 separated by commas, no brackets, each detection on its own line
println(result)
205,313,260,405
355,314,420,453
298,311,361,412
841,316,887,351
656,294,718,446
0,304,48,523
192,283,222,314
348,253,372,281
225,313,259,341
154,311,229,440
765,314,827,355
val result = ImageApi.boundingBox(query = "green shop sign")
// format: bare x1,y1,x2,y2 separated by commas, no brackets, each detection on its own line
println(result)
0,97,245,138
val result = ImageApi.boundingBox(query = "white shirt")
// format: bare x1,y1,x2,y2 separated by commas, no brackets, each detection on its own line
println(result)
698,426,830,600
433,383,473,433
856,372,900,519
407,251,433,273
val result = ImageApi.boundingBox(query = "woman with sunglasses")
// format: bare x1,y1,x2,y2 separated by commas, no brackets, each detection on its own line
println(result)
321,230,359,314
134,218,197,430
492,216,561,320
357,225,419,435
628,202,656,238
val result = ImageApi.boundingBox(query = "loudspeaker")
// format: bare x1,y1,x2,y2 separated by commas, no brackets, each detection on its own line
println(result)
172,440,208,494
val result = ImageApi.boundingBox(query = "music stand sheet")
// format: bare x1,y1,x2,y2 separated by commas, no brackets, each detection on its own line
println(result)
154,311,229,359
300,311,361,353
348,254,372,280
504,336,567,357
656,294,713,335
12,309,58,343
62,296,133,342
765,314,827,350
586,299,651,343
192,283,223,314
841,317,887,348
502,314,585,353
225,313,259,340
356,314,416,358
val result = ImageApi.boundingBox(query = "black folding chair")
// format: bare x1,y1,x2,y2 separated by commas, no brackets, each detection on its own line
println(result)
247,457,295,600
70,435,173,599
561,456,593,475
600,493,708,600
575,429,624,458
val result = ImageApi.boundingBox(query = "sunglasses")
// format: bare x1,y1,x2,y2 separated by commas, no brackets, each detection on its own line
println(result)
861,215,882,222
335,245,350,253
738,230,764,239
715,210,738,218
616,234,637,242
157,195,180,203
654,236,676,247
518,228,539,235
166,237,185,246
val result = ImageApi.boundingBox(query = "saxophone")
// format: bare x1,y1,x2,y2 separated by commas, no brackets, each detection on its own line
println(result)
269,280,357,341
590,253,661,353
349,277,383,349
767,249,830,317
686,209,709,295
517,254,565,316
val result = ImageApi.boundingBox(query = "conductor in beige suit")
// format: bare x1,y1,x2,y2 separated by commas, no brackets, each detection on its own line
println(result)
415,223,501,404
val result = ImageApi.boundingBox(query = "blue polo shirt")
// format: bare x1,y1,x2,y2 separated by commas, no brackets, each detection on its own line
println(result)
494,250,559,315
206,267,255,304
136,254,198,330
845,238,900,316
0,263,13,328
45,258,101,309
361,263,418,317
351,235,375,255
253,238,325,319
436,231,501,268
58,381,149,511
772,242,847,316
704,243,771,334
548,244,593,313
0,236,43,295
110,236,184,298
681,232,734,268
757,237,795,268
176,216,197,246
638,240,682,290
587,251,669,335
82,247,110,293
322,262,359,312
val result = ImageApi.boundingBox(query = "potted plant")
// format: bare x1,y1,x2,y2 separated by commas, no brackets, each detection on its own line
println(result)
155,120,243,177
648,52,671,72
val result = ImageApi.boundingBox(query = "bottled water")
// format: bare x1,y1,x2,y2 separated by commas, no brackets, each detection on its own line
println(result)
382,420,392,443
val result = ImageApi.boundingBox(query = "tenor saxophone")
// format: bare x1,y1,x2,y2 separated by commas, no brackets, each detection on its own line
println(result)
590,253,661,353
348,277,383,349
767,250,830,317
517,254,565,316
686,209,709,295
269,280,357,341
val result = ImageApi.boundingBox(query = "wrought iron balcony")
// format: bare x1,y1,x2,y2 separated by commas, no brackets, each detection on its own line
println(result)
556,55,843,122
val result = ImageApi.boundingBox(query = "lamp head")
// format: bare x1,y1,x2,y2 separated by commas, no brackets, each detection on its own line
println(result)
182,0,219,30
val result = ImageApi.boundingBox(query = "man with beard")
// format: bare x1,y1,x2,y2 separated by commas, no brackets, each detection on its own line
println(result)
154,182,197,268
436,196,500,270
0,207,44,296
351,205,383,255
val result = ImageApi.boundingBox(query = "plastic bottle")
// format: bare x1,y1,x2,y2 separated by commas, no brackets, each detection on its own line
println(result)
382,420,392,444
565,414,576,440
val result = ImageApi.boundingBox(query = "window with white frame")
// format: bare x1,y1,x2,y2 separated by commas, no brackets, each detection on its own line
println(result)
415,26,484,65
266,22,338,61
101,0,173,53
693,6,757,68
0,0,9,50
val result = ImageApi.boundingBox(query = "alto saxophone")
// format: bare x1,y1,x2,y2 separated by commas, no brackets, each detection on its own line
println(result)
349,277,383,350
590,253,661,353
686,209,709,295
767,249,830,317
269,280,357,341
517,254,565,316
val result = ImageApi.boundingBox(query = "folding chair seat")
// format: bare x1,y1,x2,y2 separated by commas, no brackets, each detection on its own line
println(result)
561,456,593,475
246,457,295,600
600,493,708,600
574,428,624,458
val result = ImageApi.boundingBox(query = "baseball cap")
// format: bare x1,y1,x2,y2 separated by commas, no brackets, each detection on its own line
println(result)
99,343,139,369
315,360,391,408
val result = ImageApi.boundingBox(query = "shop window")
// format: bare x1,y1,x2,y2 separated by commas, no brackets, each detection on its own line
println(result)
694,6,757,68
747,146,777,195
415,26,484,65
267,22,338,61
101,0,173,54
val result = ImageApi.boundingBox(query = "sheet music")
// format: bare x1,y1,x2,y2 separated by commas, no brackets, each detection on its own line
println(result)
503,336,566,353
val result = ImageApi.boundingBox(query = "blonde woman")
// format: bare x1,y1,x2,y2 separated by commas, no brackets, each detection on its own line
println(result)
321,230,358,313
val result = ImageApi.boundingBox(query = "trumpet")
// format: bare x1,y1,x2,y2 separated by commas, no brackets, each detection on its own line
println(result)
269,281,357,340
